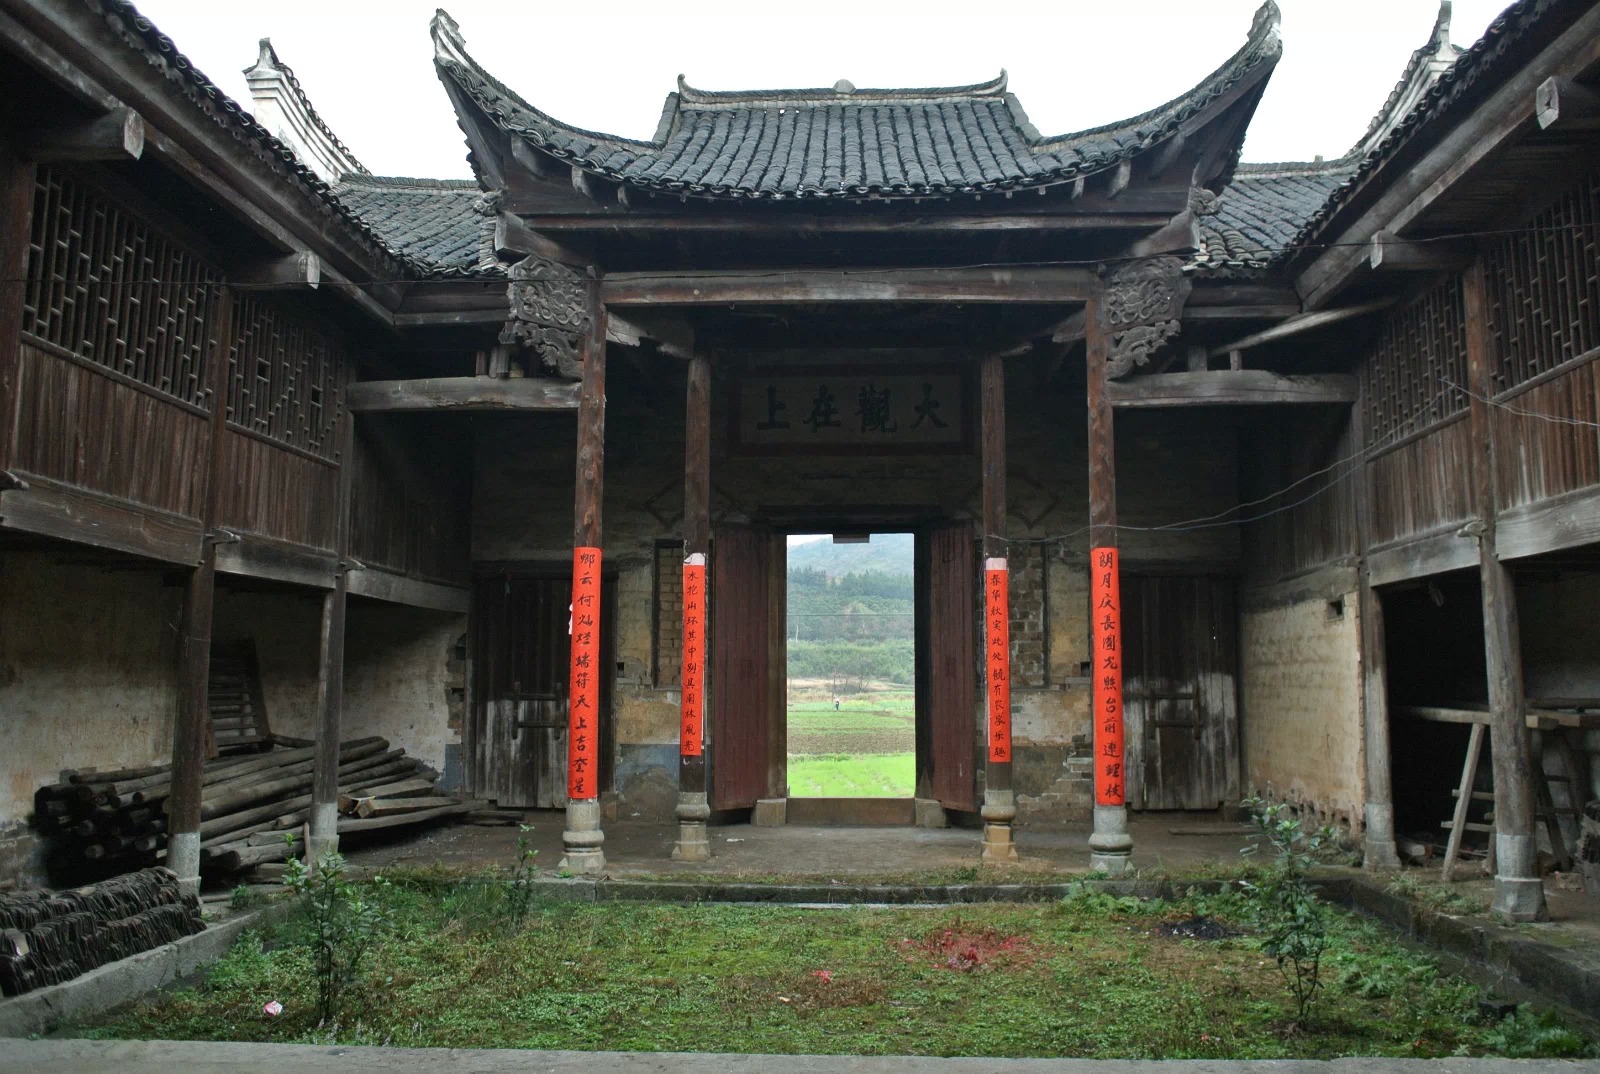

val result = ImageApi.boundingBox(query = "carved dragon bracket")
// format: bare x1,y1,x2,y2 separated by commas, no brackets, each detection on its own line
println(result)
501,254,591,380
1097,256,1192,380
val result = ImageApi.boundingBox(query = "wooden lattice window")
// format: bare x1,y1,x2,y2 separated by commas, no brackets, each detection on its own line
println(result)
227,294,345,460
21,166,220,409
1363,278,1469,446
1483,167,1600,393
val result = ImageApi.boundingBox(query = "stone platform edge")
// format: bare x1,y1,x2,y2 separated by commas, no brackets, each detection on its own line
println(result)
0,898,295,1038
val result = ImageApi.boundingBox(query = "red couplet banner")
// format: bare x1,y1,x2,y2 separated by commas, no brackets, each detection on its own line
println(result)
1090,546,1124,806
680,559,706,757
984,560,1011,764
568,546,602,800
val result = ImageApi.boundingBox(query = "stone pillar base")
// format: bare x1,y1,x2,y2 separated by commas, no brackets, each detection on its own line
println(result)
1362,802,1400,870
672,792,711,861
1088,803,1133,875
560,798,607,874
306,802,339,866
1492,832,1548,921
980,789,1018,863
914,798,948,829
752,797,786,827
167,831,201,897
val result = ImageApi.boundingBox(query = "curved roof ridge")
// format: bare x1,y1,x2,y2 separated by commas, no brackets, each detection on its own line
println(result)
243,38,369,178
335,173,481,190
1032,0,1281,149
674,72,1009,108
1349,1,1463,156
431,9,658,151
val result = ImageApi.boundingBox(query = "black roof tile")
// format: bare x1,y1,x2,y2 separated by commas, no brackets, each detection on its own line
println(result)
331,175,496,277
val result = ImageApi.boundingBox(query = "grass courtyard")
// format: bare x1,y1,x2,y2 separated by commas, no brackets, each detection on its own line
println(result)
786,681,914,798
72,874,1595,1059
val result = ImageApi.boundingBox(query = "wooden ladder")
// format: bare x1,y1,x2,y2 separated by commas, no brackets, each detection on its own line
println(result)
1440,722,1586,879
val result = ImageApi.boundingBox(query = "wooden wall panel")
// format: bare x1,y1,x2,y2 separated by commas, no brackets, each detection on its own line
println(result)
1367,419,1475,548
348,415,470,585
13,341,208,517
1493,358,1600,510
216,428,337,549
1241,408,1357,582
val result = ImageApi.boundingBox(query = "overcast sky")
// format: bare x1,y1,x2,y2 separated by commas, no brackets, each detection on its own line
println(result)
130,0,1507,181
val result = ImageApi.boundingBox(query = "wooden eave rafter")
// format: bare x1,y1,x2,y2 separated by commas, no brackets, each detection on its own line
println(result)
1293,3,1600,310
0,1,405,328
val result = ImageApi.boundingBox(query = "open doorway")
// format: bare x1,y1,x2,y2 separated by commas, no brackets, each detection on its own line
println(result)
785,532,915,798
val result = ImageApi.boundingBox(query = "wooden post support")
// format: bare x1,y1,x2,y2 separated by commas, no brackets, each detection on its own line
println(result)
978,354,1017,863
167,285,234,894
562,278,608,874
1086,292,1133,874
307,408,355,864
1352,399,1400,869
674,354,712,861
1463,259,1546,920
0,142,35,483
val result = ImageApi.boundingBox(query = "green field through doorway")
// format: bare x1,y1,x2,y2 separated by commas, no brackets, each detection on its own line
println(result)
785,532,915,798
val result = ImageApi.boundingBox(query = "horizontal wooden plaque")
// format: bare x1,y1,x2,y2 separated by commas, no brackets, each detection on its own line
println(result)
732,366,972,456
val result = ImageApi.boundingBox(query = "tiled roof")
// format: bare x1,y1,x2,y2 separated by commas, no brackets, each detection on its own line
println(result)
1196,162,1355,275
1291,0,1583,260
432,3,1282,201
331,176,497,276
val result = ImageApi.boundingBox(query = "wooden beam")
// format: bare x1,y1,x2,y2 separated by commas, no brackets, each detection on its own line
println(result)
571,165,605,203
213,534,337,588
1105,159,1132,200
1464,257,1546,921
1295,4,1600,309
1208,298,1396,358
1107,370,1358,407
1536,75,1600,130
392,307,506,328
1351,394,1400,869
494,211,587,265
232,250,320,290
1366,528,1479,587
1149,133,1187,179
1183,304,1303,321
0,478,203,564
345,566,469,613
1368,231,1474,273
1497,482,1600,561
979,352,1015,862
602,266,1098,306
514,212,1176,234
346,376,579,413
1124,210,1198,259
22,106,144,162
309,409,355,863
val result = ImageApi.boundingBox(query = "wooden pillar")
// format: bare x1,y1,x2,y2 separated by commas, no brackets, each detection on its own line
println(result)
1352,401,1400,869
979,354,1017,862
673,354,712,861
308,409,355,864
562,279,608,874
1085,293,1133,873
168,285,234,893
1463,259,1546,920
0,142,35,481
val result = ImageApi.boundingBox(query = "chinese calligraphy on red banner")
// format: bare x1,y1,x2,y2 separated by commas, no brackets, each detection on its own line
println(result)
680,557,706,757
1090,546,1124,807
568,546,602,800
984,559,1011,764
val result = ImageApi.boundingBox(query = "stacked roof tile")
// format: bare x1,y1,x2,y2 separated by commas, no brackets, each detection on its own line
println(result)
331,176,496,276
1198,163,1355,275
430,5,1282,201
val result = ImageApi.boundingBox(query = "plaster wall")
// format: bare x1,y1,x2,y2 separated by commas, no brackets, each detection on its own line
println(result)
0,551,180,884
473,357,1245,824
1240,590,1365,827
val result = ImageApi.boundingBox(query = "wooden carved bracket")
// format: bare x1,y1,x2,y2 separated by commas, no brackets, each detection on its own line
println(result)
501,254,591,380
1098,256,1192,380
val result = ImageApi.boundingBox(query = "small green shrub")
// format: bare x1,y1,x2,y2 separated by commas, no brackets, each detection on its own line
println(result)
283,845,393,1024
228,884,266,912
506,824,539,926
1483,1005,1596,1058
1240,796,1338,1029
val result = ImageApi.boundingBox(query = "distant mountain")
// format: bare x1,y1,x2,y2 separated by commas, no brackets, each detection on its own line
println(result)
786,531,915,578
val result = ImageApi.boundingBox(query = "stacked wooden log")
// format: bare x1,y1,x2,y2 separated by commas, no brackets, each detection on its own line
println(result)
0,867,204,996
34,737,473,884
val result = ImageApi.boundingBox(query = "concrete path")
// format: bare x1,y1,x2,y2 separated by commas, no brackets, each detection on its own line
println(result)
5,1041,1599,1073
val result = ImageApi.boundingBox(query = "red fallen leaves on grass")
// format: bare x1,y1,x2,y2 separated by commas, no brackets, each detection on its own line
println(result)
904,925,1037,972
812,970,833,982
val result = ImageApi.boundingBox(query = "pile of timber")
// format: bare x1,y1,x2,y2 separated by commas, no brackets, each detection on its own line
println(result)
34,737,476,883
0,867,204,996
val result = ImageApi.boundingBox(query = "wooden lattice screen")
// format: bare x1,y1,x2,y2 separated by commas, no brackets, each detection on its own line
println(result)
227,294,345,460
22,166,221,410
1362,278,1469,447
1483,166,1600,393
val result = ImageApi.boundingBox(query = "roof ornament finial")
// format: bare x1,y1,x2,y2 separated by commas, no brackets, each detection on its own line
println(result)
833,79,856,95
248,38,281,75
430,9,470,68
1431,2,1453,50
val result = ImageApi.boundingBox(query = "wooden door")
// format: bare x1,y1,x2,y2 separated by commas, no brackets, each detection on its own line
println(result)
1123,575,1240,810
470,571,615,808
710,525,781,809
917,523,977,811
